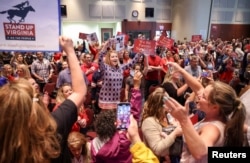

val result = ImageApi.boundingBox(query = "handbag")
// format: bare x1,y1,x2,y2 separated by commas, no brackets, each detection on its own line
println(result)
162,126,183,157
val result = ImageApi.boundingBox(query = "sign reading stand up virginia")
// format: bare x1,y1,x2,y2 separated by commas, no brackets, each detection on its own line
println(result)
0,0,61,51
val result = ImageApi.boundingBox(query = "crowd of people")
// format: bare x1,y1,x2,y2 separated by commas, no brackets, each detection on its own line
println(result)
0,34,250,163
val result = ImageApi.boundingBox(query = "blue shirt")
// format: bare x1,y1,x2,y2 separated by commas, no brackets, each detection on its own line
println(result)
56,68,88,88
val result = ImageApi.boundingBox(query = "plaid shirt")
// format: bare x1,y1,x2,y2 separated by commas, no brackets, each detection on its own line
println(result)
31,58,53,80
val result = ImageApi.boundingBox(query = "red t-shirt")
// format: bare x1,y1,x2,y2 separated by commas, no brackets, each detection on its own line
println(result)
53,52,61,62
145,55,162,81
81,62,99,83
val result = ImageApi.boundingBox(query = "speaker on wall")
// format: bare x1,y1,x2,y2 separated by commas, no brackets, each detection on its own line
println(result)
60,5,67,17
145,8,154,18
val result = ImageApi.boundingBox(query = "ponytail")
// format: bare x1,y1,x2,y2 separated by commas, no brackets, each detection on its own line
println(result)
224,98,246,146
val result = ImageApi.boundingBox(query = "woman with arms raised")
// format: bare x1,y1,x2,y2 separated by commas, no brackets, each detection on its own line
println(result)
164,62,246,163
98,39,143,110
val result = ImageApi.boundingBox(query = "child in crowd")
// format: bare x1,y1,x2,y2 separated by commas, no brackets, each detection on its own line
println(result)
67,131,91,163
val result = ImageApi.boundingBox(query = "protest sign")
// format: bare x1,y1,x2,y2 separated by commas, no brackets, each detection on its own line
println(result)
115,35,125,51
117,32,129,46
0,0,61,51
79,32,88,39
158,35,174,49
133,39,156,55
87,32,98,44
191,35,202,42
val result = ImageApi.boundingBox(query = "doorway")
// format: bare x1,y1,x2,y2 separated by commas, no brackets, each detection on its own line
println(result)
101,28,113,42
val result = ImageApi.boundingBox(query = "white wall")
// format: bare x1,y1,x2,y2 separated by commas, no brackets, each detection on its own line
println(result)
60,0,172,22
60,0,173,44
62,22,119,45
171,0,212,42
60,0,250,43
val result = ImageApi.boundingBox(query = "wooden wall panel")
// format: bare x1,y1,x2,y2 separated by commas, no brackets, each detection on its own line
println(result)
210,24,250,40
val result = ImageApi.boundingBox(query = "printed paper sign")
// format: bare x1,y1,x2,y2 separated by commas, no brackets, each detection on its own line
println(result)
0,0,61,51
115,35,125,51
79,32,88,39
117,32,129,45
158,35,174,49
191,35,202,42
87,32,98,43
133,39,156,55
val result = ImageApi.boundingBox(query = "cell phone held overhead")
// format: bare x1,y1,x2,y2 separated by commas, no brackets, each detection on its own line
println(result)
201,71,209,78
116,102,131,130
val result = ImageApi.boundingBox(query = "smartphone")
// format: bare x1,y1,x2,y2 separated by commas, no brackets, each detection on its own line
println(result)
201,71,208,78
116,102,131,130
162,125,176,135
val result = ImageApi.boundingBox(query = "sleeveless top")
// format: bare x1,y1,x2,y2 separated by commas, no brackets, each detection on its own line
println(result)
180,120,225,163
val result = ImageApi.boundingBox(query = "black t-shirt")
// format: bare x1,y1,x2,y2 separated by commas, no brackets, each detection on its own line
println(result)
51,99,77,163
162,82,186,106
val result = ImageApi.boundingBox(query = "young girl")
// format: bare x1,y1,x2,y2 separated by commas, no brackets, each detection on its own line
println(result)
67,131,91,163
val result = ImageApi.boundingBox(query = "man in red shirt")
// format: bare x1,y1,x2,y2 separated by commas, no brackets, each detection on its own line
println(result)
81,53,99,85
144,52,162,100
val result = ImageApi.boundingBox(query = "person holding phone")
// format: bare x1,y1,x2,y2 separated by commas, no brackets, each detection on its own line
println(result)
164,62,246,163
90,110,132,163
91,71,145,162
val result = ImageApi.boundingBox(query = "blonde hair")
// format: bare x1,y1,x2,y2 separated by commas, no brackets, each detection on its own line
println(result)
142,87,167,126
17,64,31,79
3,64,14,77
104,50,120,66
56,83,71,104
0,79,60,163
162,70,183,86
67,132,90,162
162,70,174,84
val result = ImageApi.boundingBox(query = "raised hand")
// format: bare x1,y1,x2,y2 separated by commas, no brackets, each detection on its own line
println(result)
133,70,143,89
127,115,141,144
59,36,74,54
164,97,189,123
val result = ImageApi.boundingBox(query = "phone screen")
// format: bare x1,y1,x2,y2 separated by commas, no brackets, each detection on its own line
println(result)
116,102,131,130
201,71,208,77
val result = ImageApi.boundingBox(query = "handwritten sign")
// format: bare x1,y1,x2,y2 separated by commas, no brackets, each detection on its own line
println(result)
133,39,156,55
158,35,174,49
